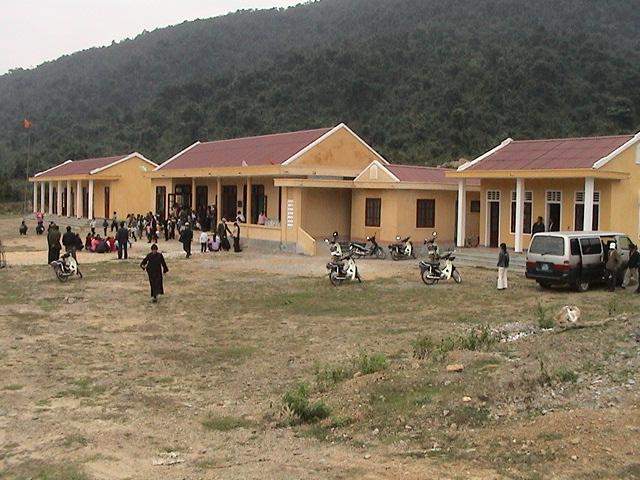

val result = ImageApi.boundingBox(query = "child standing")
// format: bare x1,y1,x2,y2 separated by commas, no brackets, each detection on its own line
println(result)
497,243,509,290
200,230,208,253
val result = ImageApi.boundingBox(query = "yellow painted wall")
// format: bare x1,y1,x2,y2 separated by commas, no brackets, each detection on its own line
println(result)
478,177,616,248
93,155,155,217
291,127,382,174
601,145,640,241
350,189,479,245
300,188,352,239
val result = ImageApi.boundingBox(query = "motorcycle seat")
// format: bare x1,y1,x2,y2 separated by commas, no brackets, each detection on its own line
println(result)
351,241,366,248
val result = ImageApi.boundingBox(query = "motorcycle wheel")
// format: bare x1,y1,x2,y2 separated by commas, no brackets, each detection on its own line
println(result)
421,269,438,286
452,269,462,284
391,250,401,261
54,267,68,283
376,248,387,260
329,271,344,287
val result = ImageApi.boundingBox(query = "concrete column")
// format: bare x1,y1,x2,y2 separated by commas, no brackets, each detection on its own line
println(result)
584,177,595,232
246,176,252,224
56,181,63,216
33,182,38,213
40,182,46,214
514,178,525,253
48,182,53,215
88,180,94,220
191,178,196,211
66,180,72,217
76,180,82,218
216,177,222,223
456,179,467,248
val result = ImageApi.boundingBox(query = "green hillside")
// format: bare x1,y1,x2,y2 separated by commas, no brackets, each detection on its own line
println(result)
1,0,639,199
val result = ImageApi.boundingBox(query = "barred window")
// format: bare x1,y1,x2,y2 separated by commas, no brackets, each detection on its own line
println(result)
416,199,436,228
365,198,381,227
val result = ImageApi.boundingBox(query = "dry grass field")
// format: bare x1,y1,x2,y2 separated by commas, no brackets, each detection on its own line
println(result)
0,215,639,479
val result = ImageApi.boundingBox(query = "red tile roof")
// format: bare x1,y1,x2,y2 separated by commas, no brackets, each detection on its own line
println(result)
35,154,129,177
386,164,480,185
466,134,635,171
157,127,334,170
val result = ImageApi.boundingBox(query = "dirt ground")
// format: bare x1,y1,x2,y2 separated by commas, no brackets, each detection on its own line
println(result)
0,215,639,480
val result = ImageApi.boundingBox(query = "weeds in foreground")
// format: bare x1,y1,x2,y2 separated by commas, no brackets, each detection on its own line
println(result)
429,325,498,361
412,335,434,360
355,351,388,375
607,298,620,317
202,414,254,432
283,383,330,424
535,302,554,329
554,368,578,383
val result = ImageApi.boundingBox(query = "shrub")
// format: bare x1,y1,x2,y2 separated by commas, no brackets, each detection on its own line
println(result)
458,325,497,351
355,351,388,374
283,383,330,423
412,335,434,360
555,368,578,383
202,414,254,431
536,302,554,329
607,298,620,316
314,362,353,389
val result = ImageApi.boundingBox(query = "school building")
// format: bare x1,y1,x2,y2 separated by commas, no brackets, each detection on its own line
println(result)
150,123,480,254
449,132,640,252
29,153,157,220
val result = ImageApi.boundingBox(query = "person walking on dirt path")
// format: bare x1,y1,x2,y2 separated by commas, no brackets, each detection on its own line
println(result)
47,223,62,263
605,242,622,292
179,222,193,258
217,218,232,252
116,222,129,260
497,243,509,290
232,221,242,253
140,243,168,303
622,243,639,291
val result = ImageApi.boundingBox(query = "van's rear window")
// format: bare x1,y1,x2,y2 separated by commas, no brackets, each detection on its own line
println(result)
530,236,565,255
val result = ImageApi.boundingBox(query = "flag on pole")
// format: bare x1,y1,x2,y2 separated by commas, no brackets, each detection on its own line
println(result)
23,119,32,129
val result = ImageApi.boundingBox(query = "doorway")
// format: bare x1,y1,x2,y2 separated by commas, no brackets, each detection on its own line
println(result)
82,187,88,218
156,186,167,219
104,187,110,219
251,184,266,224
546,191,562,232
222,185,237,221
195,185,208,214
489,201,500,248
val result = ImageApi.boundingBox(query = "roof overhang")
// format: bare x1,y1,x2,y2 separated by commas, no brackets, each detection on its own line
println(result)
274,178,480,191
29,175,121,182
447,169,629,180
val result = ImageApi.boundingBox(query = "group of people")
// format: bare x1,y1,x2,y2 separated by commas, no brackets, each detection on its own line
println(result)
181,217,243,258
605,241,640,293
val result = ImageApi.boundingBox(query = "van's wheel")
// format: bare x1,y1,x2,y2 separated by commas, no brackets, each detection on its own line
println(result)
452,270,462,284
573,280,590,292
537,281,552,289
329,272,343,287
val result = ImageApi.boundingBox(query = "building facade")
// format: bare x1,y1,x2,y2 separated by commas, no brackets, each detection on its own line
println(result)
450,133,640,251
29,153,157,220
151,124,480,254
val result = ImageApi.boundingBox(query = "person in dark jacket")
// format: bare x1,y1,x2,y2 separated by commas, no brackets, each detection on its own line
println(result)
116,222,129,259
140,243,169,303
62,226,76,256
605,242,622,292
19,220,28,235
179,222,193,258
232,221,242,253
102,218,109,236
497,243,510,290
217,218,232,252
47,223,62,263
623,243,639,293
532,217,545,235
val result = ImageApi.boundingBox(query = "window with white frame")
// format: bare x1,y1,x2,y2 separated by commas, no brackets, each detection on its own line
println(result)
545,191,562,232
574,191,600,231
510,191,533,234
487,190,500,201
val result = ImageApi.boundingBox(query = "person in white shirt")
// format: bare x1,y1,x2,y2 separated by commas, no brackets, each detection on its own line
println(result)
257,212,267,225
236,210,246,223
199,231,208,253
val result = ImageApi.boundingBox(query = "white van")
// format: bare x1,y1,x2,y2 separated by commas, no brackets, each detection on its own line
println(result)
525,231,633,291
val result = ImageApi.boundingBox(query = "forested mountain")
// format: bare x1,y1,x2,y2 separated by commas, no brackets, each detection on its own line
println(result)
1,0,640,199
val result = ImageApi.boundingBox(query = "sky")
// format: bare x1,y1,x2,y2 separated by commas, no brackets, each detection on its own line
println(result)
0,0,302,74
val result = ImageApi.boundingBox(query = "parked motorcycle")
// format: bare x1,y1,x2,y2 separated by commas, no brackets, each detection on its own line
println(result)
388,236,414,261
325,236,362,286
50,252,83,282
419,251,461,285
349,234,386,260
